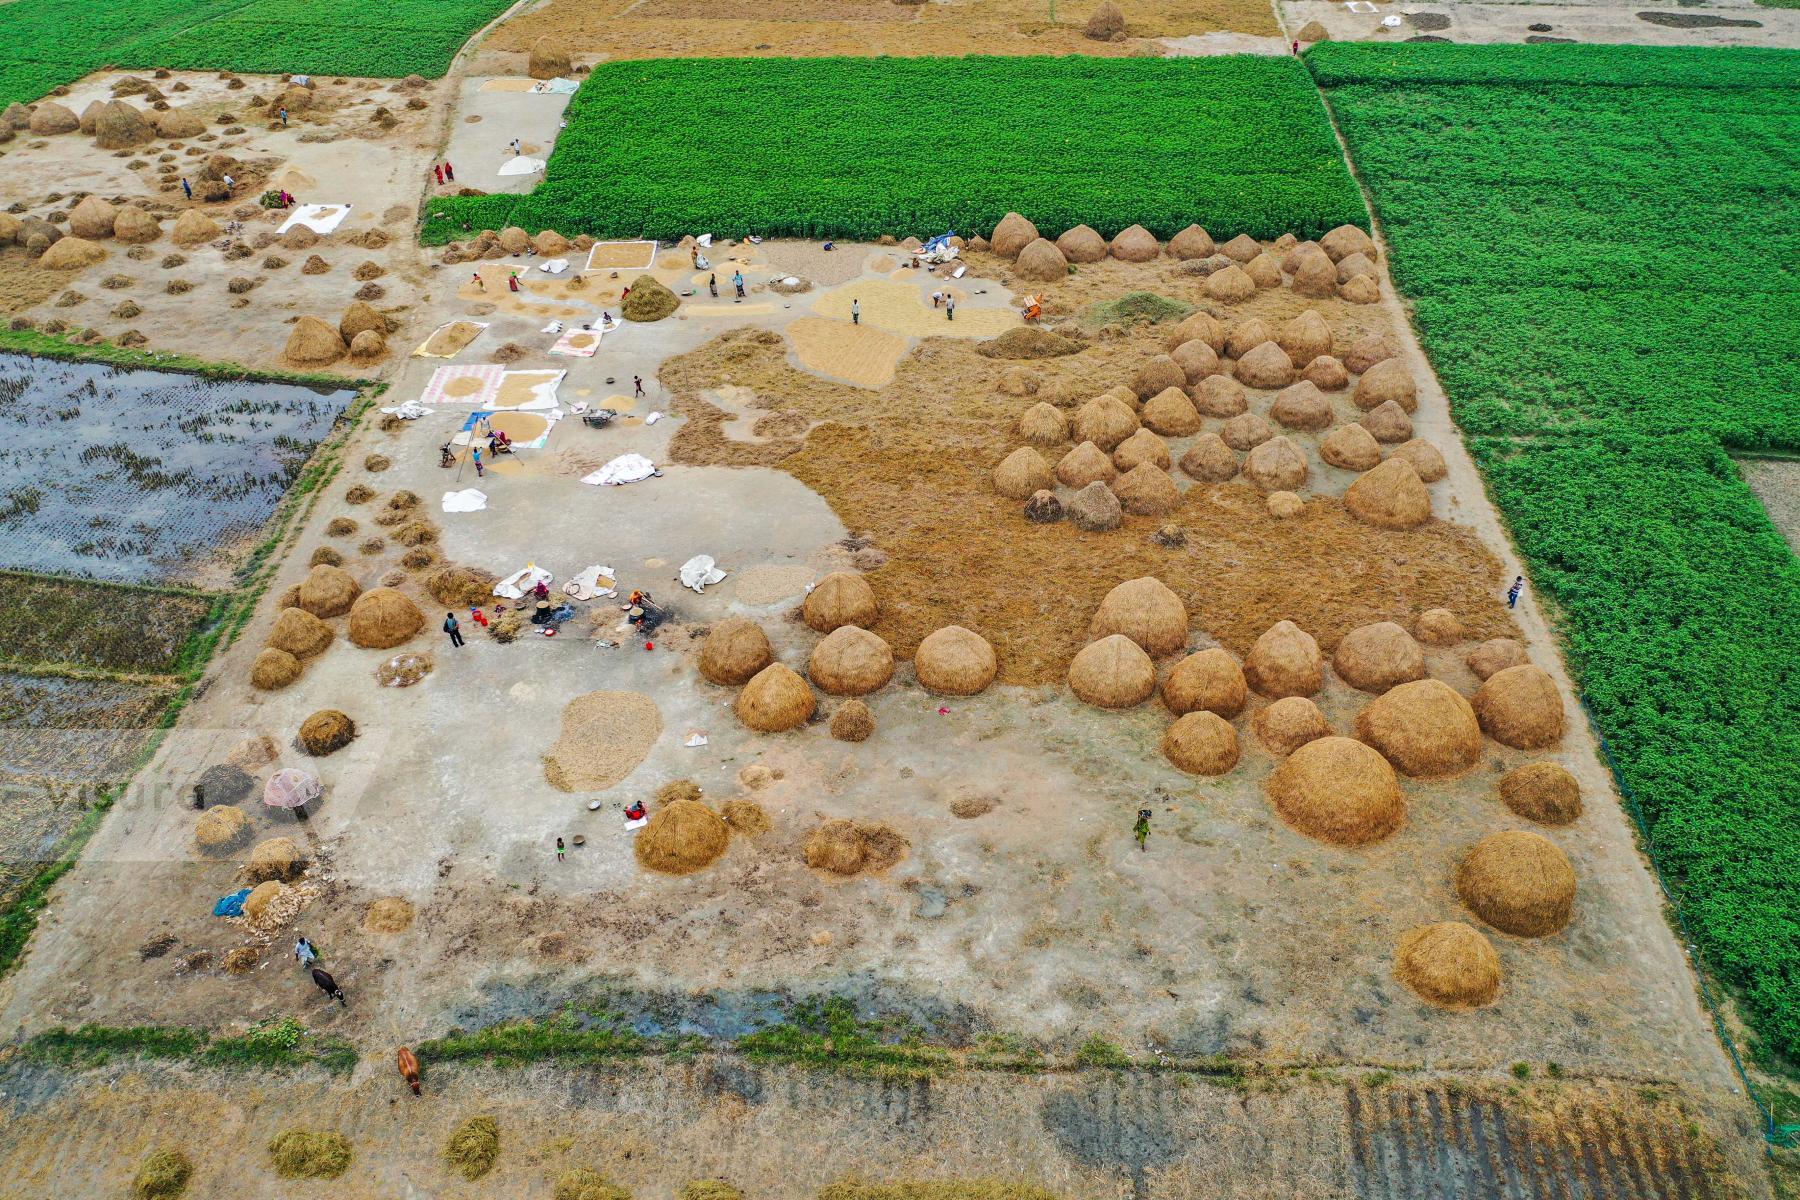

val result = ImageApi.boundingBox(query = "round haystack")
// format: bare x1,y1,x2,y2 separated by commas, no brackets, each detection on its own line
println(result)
113,205,160,244
94,100,152,148
1297,18,1330,40
623,275,678,321
1166,310,1224,353
171,210,220,247
348,587,424,649
1073,397,1138,450
1,102,30,130
1066,480,1123,531
251,647,302,690
803,571,878,633
498,226,531,254
1243,435,1307,494
69,195,117,239
1254,695,1329,755
1102,383,1140,409
1180,432,1238,482
1457,830,1576,937
1084,0,1126,38
1024,489,1062,523
1225,318,1272,359
1112,463,1179,516
1162,711,1239,775
285,316,348,367
997,368,1043,396
1235,341,1294,389
1499,762,1582,826
1220,233,1262,262
363,897,416,934
1018,401,1068,446
196,763,255,807
1164,647,1246,717
1389,438,1446,483
152,106,206,138
1170,338,1220,383
1320,423,1382,471
1281,241,1324,273
831,698,875,742
39,237,106,270
245,836,307,883
1341,274,1380,305
1270,381,1333,432
349,330,387,362
1345,458,1431,530
636,799,729,875
1353,358,1417,414
1088,576,1188,657
1055,224,1108,263
1267,736,1403,845
1361,400,1414,444
1056,441,1116,489
1109,224,1159,262
1466,637,1528,681
1414,608,1463,646
1344,333,1396,375
267,606,332,658
1068,634,1157,709
809,625,894,696
1195,375,1248,419
1204,265,1255,303
242,881,285,923
804,818,909,875
1140,388,1202,437
736,663,816,731
1112,427,1170,472
698,617,773,685
1356,678,1481,778
1320,224,1378,263
1395,922,1501,1008
28,102,80,134
994,446,1054,498
532,229,571,256
1336,251,1378,284
1292,252,1339,298
1333,621,1425,693
1245,251,1283,289
425,565,497,608
1276,311,1332,366
194,804,249,851
339,300,386,343
528,35,572,78
1303,354,1350,392
1267,491,1304,518
298,709,356,756
1245,620,1323,698
298,565,361,617
1167,225,1215,259
915,625,997,695
991,212,1039,258
133,1148,193,1200
1473,665,1565,749
1131,354,1186,401
1014,237,1068,281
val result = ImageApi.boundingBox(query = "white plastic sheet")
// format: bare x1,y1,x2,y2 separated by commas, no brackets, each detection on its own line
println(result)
494,565,552,599
582,454,658,486
441,488,488,513
679,555,726,593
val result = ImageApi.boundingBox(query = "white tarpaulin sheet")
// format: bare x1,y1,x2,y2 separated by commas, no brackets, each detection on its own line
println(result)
442,488,488,513
494,565,552,600
278,203,352,236
679,555,726,593
563,563,617,600
582,454,658,486
498,157,545,177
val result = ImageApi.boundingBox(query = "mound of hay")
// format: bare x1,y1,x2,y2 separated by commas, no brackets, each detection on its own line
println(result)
1226,318,1272,359
269,1130,352,1180
1245,619,1323,698
266,606,332,658
994,446,1053,499
195,763,254,810
1166,310,1224,352
556,1168,634,1200
1085,0,1126,38
1321,224,1377,263
830,699,875,742
1382,444,1443,490
1353,358,1417,414
1263,491,1300,518
1204,264,1255,303
1112,428,1170,473
1018,402,1068,447
679,1183,743,1200
1055,224,1107,263
132,1148,193,1200
1088,576,1188,657
915,625,997,695
1457,830,1576,937
1317,424,1379,473
94,100,152,148
1395,922,1500,1008
1336,251,1378,284
1409,608,1462,647
1345,458,1431,530
1355,678,1481,778
251,647,302,690
990,212,1039,258
805,818,908,875
528,35,572,78
699,617,773,686
1162,710,1239,775
1167,224,1215,260
634,798,731,875
1275,310,1332,367
228,734,280,772
1066,480,1122,531
284,316,347,366
69,195,117,239
1473,664,1564,749
1164,647,1247,717
39,236,106,270
1254,695,1329,756
1109,224,1159,262
1215,233,1258,263
1297,18,1330,39
1243,435,1306,494
803,571,878,633
623,274,678,322
1170,339,1220,384
310,546,345,569
111,205,160,244
810,626,894,696
445,1115,501,1182
152,107,205,138
1133,391,1196,442
28,101,80,134
1360,400,1413,445
1345,333,1396,374
242,878,285,921
977,327,1082,359
1195,377,1248,421
363,896,416,933
1006,235,1068,282
1179,432,1238,482
1055,441,1115,489
1245,251,1283,288
1269,381,1331,433
1267,736,1403,846
1499,761,1582,826
1128,356,1182,403
721,799,770,836
1466,637,1527,681
194,804,249,851
1112,463,1178,516
1024,489,1062,523
348,587,423,649
348,330,386,361
1333,621,1425,693
1235,341,1294,389
338,300,386,343
298,709,355,756
426,564,498,608
1068,634,1156,708
1074,398,1139,452
1303,354,1350,392
1341,274,1379,304
244,836,306,883
737,663,816,731
1292,251,1339,297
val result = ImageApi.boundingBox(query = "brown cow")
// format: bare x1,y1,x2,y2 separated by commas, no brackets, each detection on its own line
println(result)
397,1046,421,1096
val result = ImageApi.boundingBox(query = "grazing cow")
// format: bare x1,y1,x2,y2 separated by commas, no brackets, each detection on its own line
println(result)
397,1047,421,1096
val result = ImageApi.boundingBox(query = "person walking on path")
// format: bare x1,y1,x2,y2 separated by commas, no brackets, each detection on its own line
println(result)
634,375,644,399
555,837,566,862
472,446,484,478
444,161,454,182
851,299,860,326
444,612,464,648
1507,575,1525,609
510,138,522,156
708,273,718,298
279,105,289,127
311,966,346,1007
732,270,745,300
472,272,484,293
433,163,443,185
294,936,317,968
180,177,192,200
1134,809,1151,852
945,295,956,322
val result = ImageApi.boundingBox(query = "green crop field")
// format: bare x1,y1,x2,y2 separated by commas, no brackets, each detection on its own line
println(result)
423,56,1369,245
1315,43,1800,1067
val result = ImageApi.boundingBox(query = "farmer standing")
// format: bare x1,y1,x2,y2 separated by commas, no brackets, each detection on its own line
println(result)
279,105,288,127
708,273,718,298
444,161,455,182
180,177,192,199
433,163,443,185
472,272,484,293
555,837,566,862
444,612,464,648
294,935,318,968
945,295,956,322
732,269,745,301
507,271,520,293
851,298,860,325
1134,809,1151,852
472,446,484,478
1507,575,1525,609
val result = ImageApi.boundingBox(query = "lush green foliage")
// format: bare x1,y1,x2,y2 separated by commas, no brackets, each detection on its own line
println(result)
423,56,1368,244
1319,44,1800,1064
27,1019,356,1072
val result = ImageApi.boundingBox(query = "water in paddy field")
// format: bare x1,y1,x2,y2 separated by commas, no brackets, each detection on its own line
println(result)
0,354,357,585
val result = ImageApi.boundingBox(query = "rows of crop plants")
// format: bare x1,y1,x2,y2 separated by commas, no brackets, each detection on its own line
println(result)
1315,43,1800,1066
423,56,1369,244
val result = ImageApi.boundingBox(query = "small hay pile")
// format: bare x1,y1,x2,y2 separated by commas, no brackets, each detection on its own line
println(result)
1244,620,1322,698
1112,463,1179,517
375,651,433,687
297,564,361,618
1163,647,1246,717
1345,458,1431,530
994,447,1053,499
1056,442,1114,489
622,275,678,322
1087,576,1188,657
39,237,106,270
990,212,1039,257
1074,397,1138,450
194,805,248,852
1354,358,1417,413
1015,238,1070,282
426,564,498,608
348,587,424,648
1394,922,1501,1008
1254,695,1330,756
1242,436,1306,494
810,626,894,695
444,1115,501,1181
1498,761,1582,826
830,698,875,742
298,709,355,756
1354,678,1481,778
1473,664,1564,748
555,1168,633,1200
803,571,878,633
284,316,347,366
544,691,663,790
1392,438,1447,481
1139,390,1200,439
636,799,729,874
1466,638,1528,681
1235,341,1293,389
1180,433,1238,482
1161,710,1239,775
1055,224,1107,263
1332,621,1425,694
680,1183,744,1200
1456,830,1577,937
364,896,416,933
1066,481,1122,531
243,836,307,883
1068,634,1155,709
268,1130,352,1180
195,763,254,807
242,880,285,924
699,617,774,685
804,818,909,875
976,327,1081,359
1018,402,1068,447
914,625,997,695
1270,381,1332,432
1085,0,1126,38
1415,607,1463,646
227,734,279,771
1266,736,1403,846
1321,423,1381,471
737,663,816,732
132,1148,192,1199
722,798,771,835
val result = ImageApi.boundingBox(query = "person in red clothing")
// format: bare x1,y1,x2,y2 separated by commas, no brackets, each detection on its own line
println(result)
508,272,520,293
444,161,455,182
433,164,443,185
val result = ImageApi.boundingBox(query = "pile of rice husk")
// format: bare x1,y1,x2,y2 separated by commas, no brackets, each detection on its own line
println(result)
1253,695,1330,756
28,101,80,134
1087,576,1187,657
556,1168,634,1200
194,804,249,852
1067,634,1156,709
1266,736,1403,845
635,799,729,874
1394,921,1501,1008
1161,710,1238,775
132,1148,193,1200
1473,664,1564,748
830,698,875,742
1162,647,1246,717
363,896,416,933
243,836,307,883
444,1116,501,1181
242,880,285,924
298,709,356,756
698,617,774,685
1498,761,1582,826
284,316,347,366
268,607,333,658
913,625,996,695
195,762,254,807
544,691,662,790
804,818,909,875
803,571,878,633
722,798,771,835
1456,830,1577,937
989,213,1039,257
736,663,816,731
1354,678,1481,778
622,275,678,322
338,300,387,343
810,625,894,695
426,564,499,608
1244,620,1322,698
297,564,361,618
976,327,1082,359
1414,608,1463,646
268,1130,353,1180
348,587,424,648
250,647,303,690
375,651,434,687
1331,621,1425,694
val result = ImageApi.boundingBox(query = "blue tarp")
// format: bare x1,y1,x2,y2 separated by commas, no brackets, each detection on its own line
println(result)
213,888,252,918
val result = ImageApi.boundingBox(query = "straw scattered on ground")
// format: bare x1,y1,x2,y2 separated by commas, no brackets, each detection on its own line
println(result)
544,691,662,791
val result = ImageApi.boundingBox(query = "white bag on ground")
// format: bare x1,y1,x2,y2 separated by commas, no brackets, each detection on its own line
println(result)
679,555,727,593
